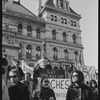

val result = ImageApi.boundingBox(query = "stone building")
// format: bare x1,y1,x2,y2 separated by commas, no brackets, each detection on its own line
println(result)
2,0,84,72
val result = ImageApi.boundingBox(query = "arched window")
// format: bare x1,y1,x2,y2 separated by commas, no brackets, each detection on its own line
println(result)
63,32,66,42
36,28,40,39
36,46,41,59
64,49,68,59
73,34,76,43
52,30,56,40
53,47,58,60
27,26,32,37
19,43,22,58
26,45,32,58
18,24,23,35
74,51,78,61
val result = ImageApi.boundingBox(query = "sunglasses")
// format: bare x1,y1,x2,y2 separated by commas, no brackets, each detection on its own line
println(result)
72,74,79,78
9,75,17,78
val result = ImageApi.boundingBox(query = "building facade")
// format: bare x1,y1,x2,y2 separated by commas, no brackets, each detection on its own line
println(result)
2,0,84,72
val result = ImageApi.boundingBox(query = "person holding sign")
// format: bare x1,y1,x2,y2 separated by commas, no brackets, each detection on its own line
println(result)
66,70,94,100
32,77,56,100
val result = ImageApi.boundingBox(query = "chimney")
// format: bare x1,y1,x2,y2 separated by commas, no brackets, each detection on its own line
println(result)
36,0,42,16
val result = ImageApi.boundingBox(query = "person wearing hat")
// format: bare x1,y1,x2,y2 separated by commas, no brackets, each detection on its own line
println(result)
66,70,94,100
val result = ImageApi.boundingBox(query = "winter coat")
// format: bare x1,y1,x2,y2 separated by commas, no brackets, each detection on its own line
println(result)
32,87,56,100
91,88,98,100
66,83,94,100
8,82,30,100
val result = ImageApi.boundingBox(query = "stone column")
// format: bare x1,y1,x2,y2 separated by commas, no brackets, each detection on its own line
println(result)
32,29,36,37
32,44,36,60
22,43,26,59
22,27,27,36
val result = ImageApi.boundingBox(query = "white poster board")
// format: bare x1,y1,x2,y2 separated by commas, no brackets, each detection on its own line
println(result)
49,79,71,100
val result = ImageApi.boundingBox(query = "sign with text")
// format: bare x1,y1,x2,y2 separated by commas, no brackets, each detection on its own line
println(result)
49,79,71,100
40,69,65,78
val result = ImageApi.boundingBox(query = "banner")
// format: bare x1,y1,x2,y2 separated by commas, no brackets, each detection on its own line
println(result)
22,60,33,78
49,79,71,100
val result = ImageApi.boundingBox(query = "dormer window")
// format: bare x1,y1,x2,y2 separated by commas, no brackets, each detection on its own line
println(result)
51,15,57,22
71,20,76,27
61,18,67,24
51,15,53,21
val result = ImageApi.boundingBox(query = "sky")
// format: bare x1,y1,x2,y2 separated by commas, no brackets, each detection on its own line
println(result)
18,0,98,70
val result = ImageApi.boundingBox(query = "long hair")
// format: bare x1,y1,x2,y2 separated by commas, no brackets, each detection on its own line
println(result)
90,79,97,88
70,70,84,84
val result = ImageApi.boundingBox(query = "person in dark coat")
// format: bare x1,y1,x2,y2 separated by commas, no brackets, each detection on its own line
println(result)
32,77,56,100
8,68,30,100
66,70,94,100
90,79,98,100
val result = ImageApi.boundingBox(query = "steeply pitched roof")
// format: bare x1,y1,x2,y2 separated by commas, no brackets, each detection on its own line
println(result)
5,1,37,18
69,7,79,15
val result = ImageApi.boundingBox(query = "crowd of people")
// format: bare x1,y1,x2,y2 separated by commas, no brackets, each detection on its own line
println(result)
2,57,98,100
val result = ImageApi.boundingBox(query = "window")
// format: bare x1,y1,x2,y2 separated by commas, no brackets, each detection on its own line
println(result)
36,46,41,59
26,45,32,58
73,34,76,44
51,15,53,21
70,20,76,27
61,18,67,24
64,49,68,59
53,47,58,60
64,19,67,24
54,16,57,22
61,18,64,23
51,15,57,22
18,24,22,35
36,28,40,39
19,43,22,58
74,51,78,61
27,26,32,37
52,30,56,40
63,32,66,42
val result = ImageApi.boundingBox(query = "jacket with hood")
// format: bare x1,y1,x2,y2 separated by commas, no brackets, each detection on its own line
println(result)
66,70,94,100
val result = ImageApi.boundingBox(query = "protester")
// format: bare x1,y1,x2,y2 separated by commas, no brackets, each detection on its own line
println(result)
66,70,94,100
90,79,98,100
8,68,30,100
22,72,33,100
2,67,10,100
9,60,24,81
32,77,56,100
